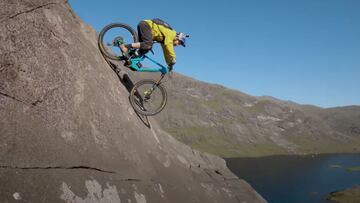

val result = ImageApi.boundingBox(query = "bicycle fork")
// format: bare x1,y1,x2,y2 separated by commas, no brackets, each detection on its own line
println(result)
143,74,165,100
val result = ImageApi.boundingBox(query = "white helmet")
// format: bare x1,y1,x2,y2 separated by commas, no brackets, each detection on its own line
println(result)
176,32,189,47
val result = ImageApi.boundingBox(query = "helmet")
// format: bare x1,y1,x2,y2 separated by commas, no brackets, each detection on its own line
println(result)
176,32,189,47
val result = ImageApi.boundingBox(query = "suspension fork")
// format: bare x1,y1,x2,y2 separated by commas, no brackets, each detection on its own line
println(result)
144,74,165,99
155,73,166,85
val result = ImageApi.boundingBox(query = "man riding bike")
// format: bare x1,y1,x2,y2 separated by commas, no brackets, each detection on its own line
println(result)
118,18,188,70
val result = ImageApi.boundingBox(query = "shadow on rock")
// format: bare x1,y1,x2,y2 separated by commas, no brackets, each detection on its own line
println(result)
128,96,151,129
104,58,151,128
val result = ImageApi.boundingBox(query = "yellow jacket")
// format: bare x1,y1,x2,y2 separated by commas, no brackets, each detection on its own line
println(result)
144,20,176,66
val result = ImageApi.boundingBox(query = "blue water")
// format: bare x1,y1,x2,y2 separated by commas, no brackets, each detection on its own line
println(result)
225,154,360,203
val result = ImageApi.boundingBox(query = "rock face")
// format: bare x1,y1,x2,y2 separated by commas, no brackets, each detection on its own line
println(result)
0,0,266,202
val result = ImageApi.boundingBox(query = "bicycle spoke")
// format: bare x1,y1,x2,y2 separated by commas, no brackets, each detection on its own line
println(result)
98,23,138,61
130,80,167,116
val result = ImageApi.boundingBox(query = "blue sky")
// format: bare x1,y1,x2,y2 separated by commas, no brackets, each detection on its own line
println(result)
68,0,360,108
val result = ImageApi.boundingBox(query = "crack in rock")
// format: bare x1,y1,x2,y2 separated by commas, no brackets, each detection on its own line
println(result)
0,91,27,104
31,99,43,106
0,89,57,107
0,1,68,24
31,86,60,106
0,165,117,174
9,2,59,20
0,165,144,182
120,178,141,182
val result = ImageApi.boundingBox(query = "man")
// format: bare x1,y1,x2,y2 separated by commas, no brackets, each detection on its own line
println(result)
119,18,188,69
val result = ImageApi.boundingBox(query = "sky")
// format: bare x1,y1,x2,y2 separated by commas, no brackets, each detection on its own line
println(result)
68,0,360,108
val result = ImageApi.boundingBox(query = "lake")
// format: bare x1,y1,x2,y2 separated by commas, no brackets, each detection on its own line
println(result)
225,153,360,203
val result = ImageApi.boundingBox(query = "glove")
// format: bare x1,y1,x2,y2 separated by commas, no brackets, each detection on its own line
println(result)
169,62,175,72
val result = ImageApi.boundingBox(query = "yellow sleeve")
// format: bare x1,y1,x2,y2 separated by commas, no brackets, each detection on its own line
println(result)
159,28,177,66
161,43,176,66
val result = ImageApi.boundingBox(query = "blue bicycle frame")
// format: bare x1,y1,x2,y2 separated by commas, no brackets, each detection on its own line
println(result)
128,54,169,75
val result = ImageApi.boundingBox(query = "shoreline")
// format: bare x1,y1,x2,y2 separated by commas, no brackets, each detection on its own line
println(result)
326,185,360,203
222,151,360,159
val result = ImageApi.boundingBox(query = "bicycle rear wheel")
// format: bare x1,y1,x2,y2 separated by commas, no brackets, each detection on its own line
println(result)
130,79,168,116
98,23,138,60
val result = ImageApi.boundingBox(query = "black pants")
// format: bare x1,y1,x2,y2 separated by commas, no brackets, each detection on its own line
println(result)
137,21,153,55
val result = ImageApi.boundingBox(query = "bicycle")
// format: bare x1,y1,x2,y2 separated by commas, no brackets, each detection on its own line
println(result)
98,23,171,116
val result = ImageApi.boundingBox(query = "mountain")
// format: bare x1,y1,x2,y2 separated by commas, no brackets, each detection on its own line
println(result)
0,0,266,202
138,73,360,157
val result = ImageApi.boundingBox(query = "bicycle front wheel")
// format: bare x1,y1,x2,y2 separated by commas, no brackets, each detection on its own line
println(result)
98,23,138,60
129,80,168,116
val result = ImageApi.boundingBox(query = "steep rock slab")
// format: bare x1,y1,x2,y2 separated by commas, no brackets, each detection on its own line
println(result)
0,0,266,202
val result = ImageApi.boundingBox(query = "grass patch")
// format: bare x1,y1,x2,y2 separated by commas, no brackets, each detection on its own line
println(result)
204,100,223,111
165,126,360,158
166,126,242,157
166,126,287,157
347,166,360,172
244,102,265,114
286,135,360,154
